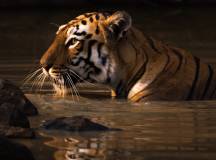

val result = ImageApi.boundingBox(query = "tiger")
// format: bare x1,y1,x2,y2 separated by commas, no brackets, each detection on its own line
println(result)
39,11,216,102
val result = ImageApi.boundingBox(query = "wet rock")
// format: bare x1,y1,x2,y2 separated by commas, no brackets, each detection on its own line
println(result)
43,116,110,131
0,137,35,160
0,103,35,138
0,103,30,128
0,79,38,116
0,126,35,138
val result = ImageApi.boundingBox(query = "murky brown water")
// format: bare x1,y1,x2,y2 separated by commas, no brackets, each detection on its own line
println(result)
1,7,216,160
19,95,216,160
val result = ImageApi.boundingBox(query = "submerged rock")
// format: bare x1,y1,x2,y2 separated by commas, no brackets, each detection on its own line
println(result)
43,116,110,131
0,79,38,116
0,137,35,160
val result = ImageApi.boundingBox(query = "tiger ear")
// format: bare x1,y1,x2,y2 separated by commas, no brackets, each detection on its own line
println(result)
103,11,132,43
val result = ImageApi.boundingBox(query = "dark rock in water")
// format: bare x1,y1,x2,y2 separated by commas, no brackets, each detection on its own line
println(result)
0,103,35,138
0,103,30,128
0,126,35,138
0,79,38,116
43,116,110,131
0,137,35,160
17,99,38,117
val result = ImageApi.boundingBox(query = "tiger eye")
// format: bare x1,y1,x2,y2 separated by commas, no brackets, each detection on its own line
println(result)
74,39,77,44
68,38,77,46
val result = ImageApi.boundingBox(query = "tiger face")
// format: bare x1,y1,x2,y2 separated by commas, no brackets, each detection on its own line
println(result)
40,11,131,94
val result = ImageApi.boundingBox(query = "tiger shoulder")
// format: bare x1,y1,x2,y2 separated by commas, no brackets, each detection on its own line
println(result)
39,11,216,102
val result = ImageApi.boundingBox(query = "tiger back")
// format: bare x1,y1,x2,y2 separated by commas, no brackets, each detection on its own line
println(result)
39,11,216,102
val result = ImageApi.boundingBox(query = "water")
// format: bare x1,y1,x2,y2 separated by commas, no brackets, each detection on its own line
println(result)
21,96,216,160
1,7,216,160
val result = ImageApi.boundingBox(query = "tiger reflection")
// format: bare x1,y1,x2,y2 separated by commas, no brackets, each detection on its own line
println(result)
45,136,106,160
63,137,105,160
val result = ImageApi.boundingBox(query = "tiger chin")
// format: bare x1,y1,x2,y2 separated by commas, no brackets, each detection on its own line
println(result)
40,11,216,102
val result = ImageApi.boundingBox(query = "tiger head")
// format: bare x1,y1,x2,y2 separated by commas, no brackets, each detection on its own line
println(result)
40,11,132,95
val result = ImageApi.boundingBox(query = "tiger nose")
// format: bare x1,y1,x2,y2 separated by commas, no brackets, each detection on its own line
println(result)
41,63,53,72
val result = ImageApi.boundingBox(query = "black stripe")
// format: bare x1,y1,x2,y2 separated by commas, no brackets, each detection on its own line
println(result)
85,34,92,39
97,43,103,58
122,31,127,36
95,25,100,34
116,80,123,95
201,64,214,99
106,76,111,83
74,31,86,36
89,17,93,22
186,56,200,100
71,57,85,66
85,65,102,80
210,84,216,98
172,48,183,74
163,53,170,72
94,67,101,74
81,20,87,25
145,36,161,54
86,40,102,75
95,14,100,20
101,57,107,66
106,56,111,83
76,25,79,30
71,40,102,81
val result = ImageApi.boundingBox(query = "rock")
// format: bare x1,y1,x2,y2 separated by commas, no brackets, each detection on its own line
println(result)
0,79,38,116
0,137,35,160
43,116,110,131
0,126,35,138
0,103,35,138
0,103,30,128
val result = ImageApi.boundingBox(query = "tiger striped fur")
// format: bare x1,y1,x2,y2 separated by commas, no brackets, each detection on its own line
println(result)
40,11,216,102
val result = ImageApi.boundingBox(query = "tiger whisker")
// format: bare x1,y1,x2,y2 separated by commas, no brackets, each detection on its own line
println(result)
39,73,47,93
31,72,44,92
35,74,44,93
23,68,42,82
50,22,60,28
22,68,43,87
64,74,75,101
62,75,68,97
66,73,80,101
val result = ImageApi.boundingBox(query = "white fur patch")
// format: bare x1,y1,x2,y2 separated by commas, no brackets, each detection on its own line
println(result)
65,24,89,45
89,44,109,83
128,81,149,99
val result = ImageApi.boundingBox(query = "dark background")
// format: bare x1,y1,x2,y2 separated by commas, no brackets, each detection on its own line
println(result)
1,0,216,8
0,0,216,85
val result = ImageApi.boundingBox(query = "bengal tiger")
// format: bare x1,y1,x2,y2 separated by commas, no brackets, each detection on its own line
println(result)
39,11,216,102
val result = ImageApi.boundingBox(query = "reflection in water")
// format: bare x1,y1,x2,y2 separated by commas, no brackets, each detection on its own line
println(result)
29,95,216,160
41,132,107,160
